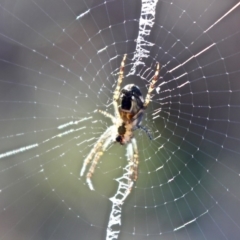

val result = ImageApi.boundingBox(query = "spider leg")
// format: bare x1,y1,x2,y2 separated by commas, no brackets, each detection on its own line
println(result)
144,62,160,108
80,126,113,178
131,138,139,182
98,110,116,124
126,138,139,183
137,125,153,140
113,54,127,118
86,134,114,190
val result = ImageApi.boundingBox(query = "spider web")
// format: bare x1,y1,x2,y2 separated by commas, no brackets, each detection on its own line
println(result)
0,0,240,240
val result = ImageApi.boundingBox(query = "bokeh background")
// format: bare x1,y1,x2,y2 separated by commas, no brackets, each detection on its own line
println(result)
0,0,240,239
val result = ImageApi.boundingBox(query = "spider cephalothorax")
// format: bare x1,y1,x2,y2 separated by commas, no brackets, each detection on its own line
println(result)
80,54,160,190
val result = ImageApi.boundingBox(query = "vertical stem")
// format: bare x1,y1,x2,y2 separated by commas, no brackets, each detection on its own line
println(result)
106,162,134,240
128,0,159,76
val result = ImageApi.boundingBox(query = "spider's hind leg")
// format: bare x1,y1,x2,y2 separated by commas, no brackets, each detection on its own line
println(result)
113,54,127,118
144,62,160,108
98,110,115,124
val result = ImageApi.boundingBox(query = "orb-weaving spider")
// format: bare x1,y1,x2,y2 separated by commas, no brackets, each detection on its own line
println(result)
80,55,160,190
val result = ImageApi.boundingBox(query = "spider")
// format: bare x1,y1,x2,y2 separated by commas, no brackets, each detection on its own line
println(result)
80,54,160,190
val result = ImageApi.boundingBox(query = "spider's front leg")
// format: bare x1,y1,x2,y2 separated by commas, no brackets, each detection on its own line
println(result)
113,54,127,119
126,138,139,183
80,126,114,190
144,62,160,108
86,136,113,190
131,138,139,182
